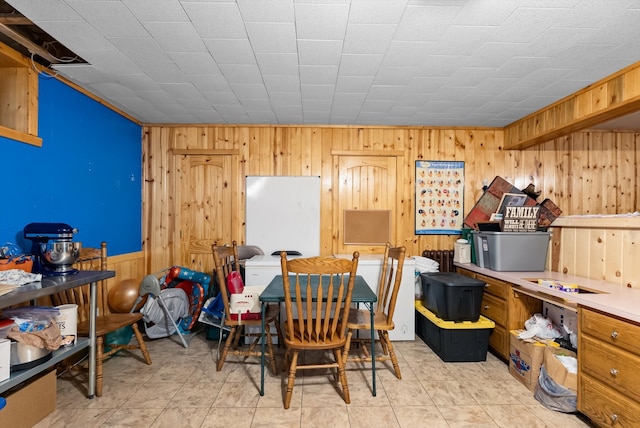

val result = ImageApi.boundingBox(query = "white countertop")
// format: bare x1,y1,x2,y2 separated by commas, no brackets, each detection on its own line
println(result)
455,263,640,324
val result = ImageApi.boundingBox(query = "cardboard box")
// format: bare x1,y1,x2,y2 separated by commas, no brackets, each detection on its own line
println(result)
0,370,56,428
543,346,577,392
509,330,547,391
542,301,578,338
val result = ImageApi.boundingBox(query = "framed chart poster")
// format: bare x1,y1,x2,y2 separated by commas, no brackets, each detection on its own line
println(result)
415,160,464,235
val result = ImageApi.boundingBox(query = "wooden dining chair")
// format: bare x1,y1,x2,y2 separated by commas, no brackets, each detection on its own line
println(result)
280,251,359,409
211,241,279,374
52,241,152,397
343,243,406,379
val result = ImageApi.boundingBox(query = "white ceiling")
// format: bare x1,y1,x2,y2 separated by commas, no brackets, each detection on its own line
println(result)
6,0,640,128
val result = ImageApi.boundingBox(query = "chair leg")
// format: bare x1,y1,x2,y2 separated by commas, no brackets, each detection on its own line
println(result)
284,350,299,409
216,326,237,371
343,329,353,363
380,331,401,379
265,322,277,375
96,336,104,397
131,323,152,365
335,347,350,404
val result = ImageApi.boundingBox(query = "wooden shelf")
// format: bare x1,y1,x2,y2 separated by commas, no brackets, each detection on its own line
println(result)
551,215,640,229
0,41,41,147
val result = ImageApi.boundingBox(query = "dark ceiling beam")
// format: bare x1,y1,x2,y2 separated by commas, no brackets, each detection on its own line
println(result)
0,22,59,64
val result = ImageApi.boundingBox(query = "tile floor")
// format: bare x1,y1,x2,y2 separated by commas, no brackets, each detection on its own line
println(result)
36,332,593,428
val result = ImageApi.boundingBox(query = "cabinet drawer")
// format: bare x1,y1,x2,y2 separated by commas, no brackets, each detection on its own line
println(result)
475,273,508,299
481,293,507,326
580,307,640,356
488,323,508,360
581,335,640,401
579,373,640,428
456,267,476,279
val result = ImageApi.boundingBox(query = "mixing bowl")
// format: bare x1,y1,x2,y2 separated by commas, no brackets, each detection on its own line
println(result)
40,241,81,269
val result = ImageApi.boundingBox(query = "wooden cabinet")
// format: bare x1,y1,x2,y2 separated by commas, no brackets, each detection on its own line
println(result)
578,306,640,427
0,42,41,146
457,268,541,360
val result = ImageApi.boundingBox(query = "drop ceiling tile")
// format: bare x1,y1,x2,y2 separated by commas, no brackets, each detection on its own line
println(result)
343,24,396,54
66,1,146,38
192,110,225,123
190,74,232,93
159,82,202,98
381,41,435,67
242,99,273,110
301,84,335,100
335,75,374,93
300,65,338,85
272,105,302,116
361,99,394,113
338,54,384,76
237,0,294,23
405,77,449,94
268,92,302,105
115,74,161,91
219,64,263,84
5,0,80,21
122,0,190,22
264,75,301,92
491,7,567,43
205,91,241,106
168,52,221,75
448,67,497,87
332,93,366,106
109,37,171,64
183,2,247,39
302,99,332,110
137,62,189,84
294,3,349,40
245,22,297,54
138,90,179,105
204,39,257,65
176,97,213,110
229,83,269,99
348,0,407,24
394,4,461,42
247,111,278,123
83,50,141,74
366,85,403,101
142,22,208,53
256,53,300,75
298,40,343,65
373,67,417,86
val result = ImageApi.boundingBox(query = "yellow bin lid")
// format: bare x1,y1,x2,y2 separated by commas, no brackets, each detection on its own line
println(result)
415,301,495,330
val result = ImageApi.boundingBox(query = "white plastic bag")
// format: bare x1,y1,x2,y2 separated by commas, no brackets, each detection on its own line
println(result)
518,313,563,340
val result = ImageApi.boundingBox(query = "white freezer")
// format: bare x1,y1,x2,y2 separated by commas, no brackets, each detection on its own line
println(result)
245,253,415,341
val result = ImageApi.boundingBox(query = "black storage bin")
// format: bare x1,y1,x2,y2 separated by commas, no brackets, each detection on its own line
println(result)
415,302,494,362
420,272,486,321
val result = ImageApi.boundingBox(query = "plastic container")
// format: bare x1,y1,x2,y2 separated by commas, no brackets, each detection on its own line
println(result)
420,272,486,321
415,301,494,362
477,231,551,271
453,239,471,263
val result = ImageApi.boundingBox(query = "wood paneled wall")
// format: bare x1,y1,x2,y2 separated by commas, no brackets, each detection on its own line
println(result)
141,125,640,276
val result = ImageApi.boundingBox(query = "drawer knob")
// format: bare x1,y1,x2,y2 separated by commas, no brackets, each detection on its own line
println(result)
610,368,619,377
610,414,619,422
484,305,490,310
611,331,619,339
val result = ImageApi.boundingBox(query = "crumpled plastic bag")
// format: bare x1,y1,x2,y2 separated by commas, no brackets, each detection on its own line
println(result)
8,321,62,351
518,313,563,340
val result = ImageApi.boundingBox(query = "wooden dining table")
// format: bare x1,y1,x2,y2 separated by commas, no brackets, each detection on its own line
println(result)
259,274,378,397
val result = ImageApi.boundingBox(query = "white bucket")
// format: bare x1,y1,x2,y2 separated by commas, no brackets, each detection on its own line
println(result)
55,304,78,346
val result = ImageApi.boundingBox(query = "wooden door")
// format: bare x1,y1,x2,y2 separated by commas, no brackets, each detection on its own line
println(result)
334,155,399,254
173,153,237,273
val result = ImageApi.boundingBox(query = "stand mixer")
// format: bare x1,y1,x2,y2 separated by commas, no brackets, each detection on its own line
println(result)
23,222,81,276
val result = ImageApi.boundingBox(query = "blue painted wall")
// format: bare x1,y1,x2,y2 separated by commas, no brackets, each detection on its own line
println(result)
0,75,142,256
